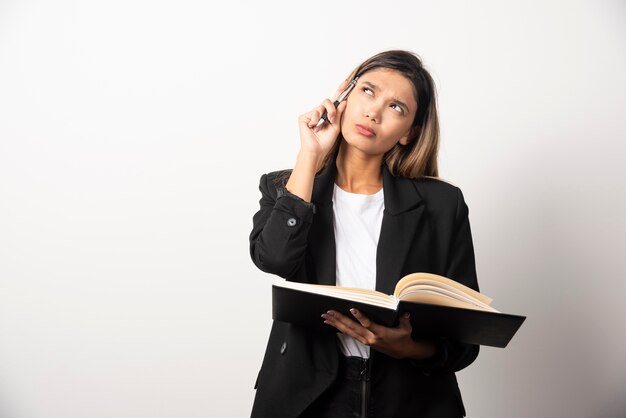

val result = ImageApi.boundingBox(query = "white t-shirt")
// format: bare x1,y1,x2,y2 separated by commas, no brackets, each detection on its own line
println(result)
332,183,384,358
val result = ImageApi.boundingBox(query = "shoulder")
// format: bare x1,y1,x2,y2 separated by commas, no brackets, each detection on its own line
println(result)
421,175,459,188
407,175,468,212
414,175,463,198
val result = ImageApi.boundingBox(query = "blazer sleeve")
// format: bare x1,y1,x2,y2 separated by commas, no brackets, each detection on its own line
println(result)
249,173,315,279
411,187,480,373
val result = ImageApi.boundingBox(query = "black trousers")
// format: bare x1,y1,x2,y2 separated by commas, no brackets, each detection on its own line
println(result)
300,355,373,418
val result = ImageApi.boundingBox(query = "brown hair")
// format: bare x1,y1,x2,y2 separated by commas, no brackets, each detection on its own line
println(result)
319,50,440,179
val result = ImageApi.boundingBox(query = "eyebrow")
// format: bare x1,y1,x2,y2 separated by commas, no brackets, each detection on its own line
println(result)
362,81,411,112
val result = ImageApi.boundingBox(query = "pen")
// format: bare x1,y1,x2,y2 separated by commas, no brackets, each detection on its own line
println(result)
315,77,359,128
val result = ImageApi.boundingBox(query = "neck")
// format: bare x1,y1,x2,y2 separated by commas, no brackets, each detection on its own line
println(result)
335,140,384,194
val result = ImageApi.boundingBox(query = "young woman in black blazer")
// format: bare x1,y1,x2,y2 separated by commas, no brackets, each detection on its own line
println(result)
249,50,480,418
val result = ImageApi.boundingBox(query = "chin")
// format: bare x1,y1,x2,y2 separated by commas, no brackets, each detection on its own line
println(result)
340,135,387,157
342,129,375,144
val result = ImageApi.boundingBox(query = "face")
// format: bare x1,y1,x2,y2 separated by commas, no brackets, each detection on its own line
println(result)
340,68,418,157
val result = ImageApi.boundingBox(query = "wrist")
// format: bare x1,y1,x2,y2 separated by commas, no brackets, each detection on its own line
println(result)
285,151,321,203
296,150,323,171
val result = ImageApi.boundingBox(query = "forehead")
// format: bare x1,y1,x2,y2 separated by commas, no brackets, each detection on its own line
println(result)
358,68,417,109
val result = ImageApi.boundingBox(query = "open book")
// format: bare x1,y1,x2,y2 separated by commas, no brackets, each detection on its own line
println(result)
272,272,526,348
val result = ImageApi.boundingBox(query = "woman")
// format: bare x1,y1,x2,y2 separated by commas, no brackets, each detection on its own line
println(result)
249,50,479,418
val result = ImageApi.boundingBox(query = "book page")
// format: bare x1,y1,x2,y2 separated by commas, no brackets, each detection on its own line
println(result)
272,279,398,310
399,287,500,312
394,272,493,305
398,281,489,306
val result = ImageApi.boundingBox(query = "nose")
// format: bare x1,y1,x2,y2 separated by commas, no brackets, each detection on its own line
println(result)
365,105,382,123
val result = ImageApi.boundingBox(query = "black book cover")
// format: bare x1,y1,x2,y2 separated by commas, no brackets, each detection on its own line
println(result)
272,285,526,348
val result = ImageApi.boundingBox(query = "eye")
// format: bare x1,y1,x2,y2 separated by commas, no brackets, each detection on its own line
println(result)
391,103,404,114
362,87,373,96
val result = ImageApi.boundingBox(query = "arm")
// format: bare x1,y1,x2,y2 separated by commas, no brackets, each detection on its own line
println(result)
249,172,316,279
249,81,349,278
412,187,480,372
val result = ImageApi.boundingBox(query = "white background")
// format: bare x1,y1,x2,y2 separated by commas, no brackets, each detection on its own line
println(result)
1,0,625,417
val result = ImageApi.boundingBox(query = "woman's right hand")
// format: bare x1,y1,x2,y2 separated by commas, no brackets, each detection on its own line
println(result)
297,79,349,161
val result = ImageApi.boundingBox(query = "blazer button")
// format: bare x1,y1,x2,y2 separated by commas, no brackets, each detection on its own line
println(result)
287,218,297,227
280,342,288,355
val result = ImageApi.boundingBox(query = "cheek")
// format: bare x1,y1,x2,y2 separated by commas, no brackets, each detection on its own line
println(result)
342,101,355,119
344,95,365,117
340,102,357,129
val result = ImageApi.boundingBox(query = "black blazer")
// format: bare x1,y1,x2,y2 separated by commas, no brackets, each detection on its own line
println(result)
249,158,480,418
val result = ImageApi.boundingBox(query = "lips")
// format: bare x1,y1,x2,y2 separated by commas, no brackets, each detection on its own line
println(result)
355,124,376,137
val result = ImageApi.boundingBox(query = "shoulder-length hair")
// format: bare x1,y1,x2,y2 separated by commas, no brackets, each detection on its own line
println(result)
320,49,440,179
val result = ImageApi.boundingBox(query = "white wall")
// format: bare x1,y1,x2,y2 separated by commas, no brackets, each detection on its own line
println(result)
1,0,625,417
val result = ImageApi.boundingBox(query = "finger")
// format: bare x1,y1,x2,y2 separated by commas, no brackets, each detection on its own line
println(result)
322,311,355,332
333,79,349,101
312,100,337,133
349,308,373,328
349,308,385,335
298,110,316,127
298,114,312,129
325,310,358,329
336,99,347,113
322,311,372,344
399,312,413,332
305,106,324,129
320,98,337,124
334,100,347,123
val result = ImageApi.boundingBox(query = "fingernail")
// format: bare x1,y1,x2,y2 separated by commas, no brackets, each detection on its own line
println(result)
350,308,357,315
321,314,329,319
326,310,335,317
403,312,410,318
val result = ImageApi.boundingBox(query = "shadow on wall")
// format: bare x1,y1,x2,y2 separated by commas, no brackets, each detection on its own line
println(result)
597,373,626,418
505,180,626,418
543,189,626,418
600,406,626,418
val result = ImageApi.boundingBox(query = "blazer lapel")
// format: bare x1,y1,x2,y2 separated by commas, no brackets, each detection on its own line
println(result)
307,159,431,292
308,160,337,286
376,167,431,294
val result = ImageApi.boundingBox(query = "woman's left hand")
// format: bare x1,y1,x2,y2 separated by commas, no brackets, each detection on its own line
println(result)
322,309,437,360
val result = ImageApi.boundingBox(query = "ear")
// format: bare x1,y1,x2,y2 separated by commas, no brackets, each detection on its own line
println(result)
398,125,421,146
